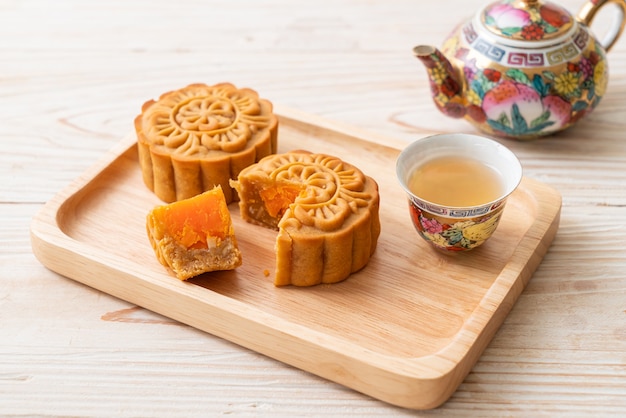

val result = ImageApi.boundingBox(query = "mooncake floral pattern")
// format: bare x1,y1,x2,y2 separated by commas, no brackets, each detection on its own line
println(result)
143,83,274,155
253,153,374,231
409,204,504,251
135,82,278,204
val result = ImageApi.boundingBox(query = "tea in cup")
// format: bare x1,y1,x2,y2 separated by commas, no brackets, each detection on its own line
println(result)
396,133,522,252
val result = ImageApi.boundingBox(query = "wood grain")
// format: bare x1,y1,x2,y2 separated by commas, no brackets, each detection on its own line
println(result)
4,0,626,415
30,109,561,410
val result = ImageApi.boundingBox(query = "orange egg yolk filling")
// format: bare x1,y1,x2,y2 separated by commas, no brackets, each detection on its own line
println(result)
259,183,304,219
152,187,231,250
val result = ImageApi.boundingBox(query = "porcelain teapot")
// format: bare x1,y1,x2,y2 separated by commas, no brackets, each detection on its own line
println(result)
414,0,626,139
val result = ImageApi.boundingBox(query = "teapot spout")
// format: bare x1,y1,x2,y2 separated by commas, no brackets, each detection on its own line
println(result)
413,45,467,119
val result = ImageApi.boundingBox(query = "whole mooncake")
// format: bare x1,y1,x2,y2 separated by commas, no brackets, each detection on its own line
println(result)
231,151,381,286
135,83,278,203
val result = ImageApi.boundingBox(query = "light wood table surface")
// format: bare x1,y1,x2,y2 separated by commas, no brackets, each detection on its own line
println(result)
4,0,626,416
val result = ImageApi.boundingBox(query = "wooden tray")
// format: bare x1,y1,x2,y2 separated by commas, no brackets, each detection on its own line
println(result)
30,107,562,410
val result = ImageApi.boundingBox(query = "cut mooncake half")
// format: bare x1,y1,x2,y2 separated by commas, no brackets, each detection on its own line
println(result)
231,151,380,287
146,185,242,280
135,82,278,204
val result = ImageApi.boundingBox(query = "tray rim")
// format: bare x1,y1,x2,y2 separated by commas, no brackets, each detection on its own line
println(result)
30,106,562,409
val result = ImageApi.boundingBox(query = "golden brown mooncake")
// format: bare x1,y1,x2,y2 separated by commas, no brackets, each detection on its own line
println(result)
231,151,381,286
146,185,242,280
135,83,278,203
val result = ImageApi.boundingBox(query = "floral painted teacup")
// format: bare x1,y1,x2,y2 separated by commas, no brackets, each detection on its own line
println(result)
396,133,522,252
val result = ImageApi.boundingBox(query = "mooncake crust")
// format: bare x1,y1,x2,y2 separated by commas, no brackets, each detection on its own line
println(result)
135,83,278,203
146,230,242,280
232,151,380,286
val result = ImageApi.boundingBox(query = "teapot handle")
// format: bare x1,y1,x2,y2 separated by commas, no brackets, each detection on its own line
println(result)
578,0,626,52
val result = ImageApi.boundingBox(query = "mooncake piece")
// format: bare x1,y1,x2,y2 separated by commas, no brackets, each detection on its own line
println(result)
146,185,242,280
135,82,278,203
231,151,380,286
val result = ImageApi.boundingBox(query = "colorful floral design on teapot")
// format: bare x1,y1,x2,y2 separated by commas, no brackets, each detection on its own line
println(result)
483,0,574,41
414,0,625,139
461,45,606,137
419,23,607,138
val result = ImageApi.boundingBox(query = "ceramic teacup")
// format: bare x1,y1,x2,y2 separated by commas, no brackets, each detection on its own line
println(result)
396,133,522,252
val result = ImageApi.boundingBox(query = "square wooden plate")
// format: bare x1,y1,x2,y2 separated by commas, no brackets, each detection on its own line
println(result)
31,107,561,410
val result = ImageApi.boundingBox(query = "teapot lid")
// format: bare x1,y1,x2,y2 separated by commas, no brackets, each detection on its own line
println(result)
480,0,575,44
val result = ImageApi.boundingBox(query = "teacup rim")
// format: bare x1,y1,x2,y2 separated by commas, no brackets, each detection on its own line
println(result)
395,133,523,212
